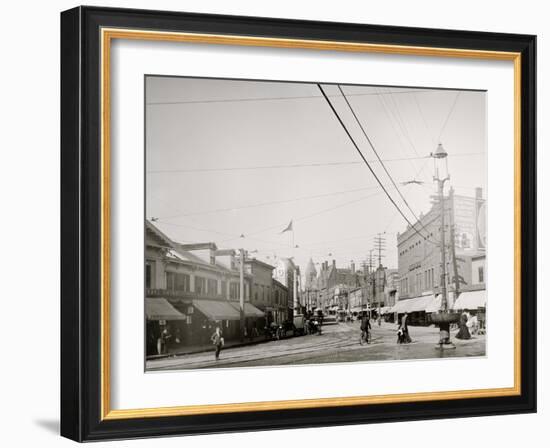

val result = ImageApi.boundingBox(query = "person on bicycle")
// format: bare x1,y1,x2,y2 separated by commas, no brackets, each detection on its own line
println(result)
360,312,371,342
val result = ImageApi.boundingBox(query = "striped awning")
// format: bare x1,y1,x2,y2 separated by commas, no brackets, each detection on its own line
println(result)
145,298,186,321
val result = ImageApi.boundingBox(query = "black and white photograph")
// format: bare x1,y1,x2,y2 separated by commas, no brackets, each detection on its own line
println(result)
144,76,487,371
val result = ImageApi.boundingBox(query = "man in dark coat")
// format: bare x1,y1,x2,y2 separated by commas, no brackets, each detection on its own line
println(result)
360,312,371,342
210,326,224,360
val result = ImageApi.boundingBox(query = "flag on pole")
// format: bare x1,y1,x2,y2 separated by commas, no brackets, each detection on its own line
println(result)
280,220,293,234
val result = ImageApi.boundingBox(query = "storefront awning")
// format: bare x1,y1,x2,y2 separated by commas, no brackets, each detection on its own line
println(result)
193,300,265,321
230,302,265,318
390,295,437,313
193,299,241,321
146,298,187,321
452,290,486,310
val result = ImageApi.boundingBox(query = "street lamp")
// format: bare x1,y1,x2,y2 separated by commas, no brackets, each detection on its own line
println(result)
430,143,459,347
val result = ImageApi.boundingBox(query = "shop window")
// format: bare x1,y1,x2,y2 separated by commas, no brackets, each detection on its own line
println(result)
230,283,240,300
478,266,484,283
207,278,218,296
166,272,190,292
195,276,206,295
145,262,152,289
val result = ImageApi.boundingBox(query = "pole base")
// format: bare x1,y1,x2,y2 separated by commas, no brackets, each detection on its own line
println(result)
435,342,456,349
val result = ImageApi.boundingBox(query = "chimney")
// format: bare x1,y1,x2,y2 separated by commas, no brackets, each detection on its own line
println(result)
213,249,236,270
209,248,216,265
332,259,336,269
475,187,483,199
351,262,355,274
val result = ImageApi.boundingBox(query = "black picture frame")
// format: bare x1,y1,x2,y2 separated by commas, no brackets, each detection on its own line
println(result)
61,5,536,442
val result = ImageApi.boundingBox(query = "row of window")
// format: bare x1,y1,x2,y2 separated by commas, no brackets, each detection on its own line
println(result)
253,283,271,302
400,267,437,296
146,261,290,303
152,267,243,299
252,283,288,306
399,232,436,257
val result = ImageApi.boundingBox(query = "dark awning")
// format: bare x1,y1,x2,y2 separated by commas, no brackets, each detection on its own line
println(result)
146,298,186,320
193,299,241,321
230,302,265,318
192,300,265,320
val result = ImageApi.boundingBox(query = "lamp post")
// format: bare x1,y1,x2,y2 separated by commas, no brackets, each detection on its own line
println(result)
431,143,459,347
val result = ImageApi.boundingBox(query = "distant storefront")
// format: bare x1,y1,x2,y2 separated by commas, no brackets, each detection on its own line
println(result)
145,221,264,357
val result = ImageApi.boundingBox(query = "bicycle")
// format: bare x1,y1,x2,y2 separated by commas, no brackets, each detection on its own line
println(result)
359,328,371,345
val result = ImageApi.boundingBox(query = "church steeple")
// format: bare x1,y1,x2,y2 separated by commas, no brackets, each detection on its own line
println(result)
304,258,317,288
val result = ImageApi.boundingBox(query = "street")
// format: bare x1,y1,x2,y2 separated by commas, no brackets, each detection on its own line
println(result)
146,321,486,371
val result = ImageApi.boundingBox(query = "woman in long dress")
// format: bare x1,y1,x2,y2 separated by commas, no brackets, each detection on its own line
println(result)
401,313,412,343
455,312,471,340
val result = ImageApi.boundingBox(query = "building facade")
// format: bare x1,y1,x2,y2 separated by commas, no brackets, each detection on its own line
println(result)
273,257,300,316
145,221,264,356
397,188,486,302
271,279,290,323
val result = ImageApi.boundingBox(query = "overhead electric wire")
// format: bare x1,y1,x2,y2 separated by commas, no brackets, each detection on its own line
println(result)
159,184,384,220
374,87,420,173
145,153,458,174
317,83,435,245
237,190,384,241
412,92,436,148
337,85,437,244
159,189,384,247
386,89,421,159
146,89,433,107
438,91,461,141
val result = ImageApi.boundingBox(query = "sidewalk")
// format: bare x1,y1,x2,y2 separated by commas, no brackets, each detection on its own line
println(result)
147,335,269,361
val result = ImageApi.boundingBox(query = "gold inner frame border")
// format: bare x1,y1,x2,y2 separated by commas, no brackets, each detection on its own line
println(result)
99,27,522,421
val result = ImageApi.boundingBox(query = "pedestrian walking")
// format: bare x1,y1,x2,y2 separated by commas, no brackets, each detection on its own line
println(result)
400,313,411,343
396,325,405,344
456,312,472,339
157,327,171,355
210,326,224,360
360,312,371,344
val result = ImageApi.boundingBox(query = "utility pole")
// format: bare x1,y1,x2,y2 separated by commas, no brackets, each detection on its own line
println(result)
449,187,461,302
432,142,455,347
239,249,245,341
373,234,386,316
367,250,374,315
293,267,298,316
373,233,386,268
438,181,448,312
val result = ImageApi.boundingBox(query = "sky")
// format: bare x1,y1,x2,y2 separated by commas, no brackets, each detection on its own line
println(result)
145,76,487,274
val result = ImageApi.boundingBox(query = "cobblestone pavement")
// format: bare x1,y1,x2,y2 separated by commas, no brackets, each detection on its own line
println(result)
146,321,486,371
